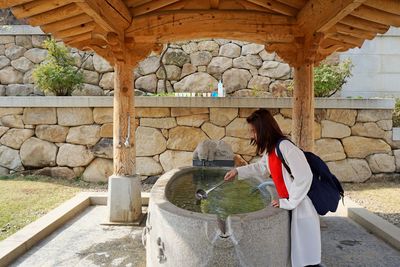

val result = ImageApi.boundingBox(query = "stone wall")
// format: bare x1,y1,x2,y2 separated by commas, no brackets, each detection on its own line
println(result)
0,97,397,183
0,26,292,97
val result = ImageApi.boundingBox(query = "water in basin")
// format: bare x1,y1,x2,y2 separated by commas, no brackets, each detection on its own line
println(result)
166,168,271,219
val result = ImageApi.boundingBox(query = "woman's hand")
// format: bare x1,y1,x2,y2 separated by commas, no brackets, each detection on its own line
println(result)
224,168,238,181
271,200,280,208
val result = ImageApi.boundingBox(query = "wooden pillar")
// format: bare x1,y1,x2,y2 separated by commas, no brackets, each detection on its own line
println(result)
108,60,142,223
292,63,315,151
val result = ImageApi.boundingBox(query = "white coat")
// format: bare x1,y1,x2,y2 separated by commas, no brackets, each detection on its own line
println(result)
237,139,321,267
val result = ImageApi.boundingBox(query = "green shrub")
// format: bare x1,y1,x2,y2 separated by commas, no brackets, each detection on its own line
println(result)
33,38,83,96
314,58,353,97
287,58,353,97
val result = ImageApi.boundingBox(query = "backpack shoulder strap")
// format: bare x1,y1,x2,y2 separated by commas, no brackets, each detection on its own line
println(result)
275,138,293,178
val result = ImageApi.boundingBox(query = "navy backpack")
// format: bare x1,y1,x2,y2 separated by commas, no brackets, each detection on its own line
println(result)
276,139,344,215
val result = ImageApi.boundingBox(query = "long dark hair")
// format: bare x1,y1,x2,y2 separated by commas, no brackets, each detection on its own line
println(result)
247,109,285,155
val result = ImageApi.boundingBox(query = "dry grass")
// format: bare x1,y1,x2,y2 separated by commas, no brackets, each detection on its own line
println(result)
344,181,400,228
0,175,107,241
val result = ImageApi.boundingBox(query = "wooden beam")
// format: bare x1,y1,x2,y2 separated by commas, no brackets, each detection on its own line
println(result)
125,0,151,8
64,32,92,44
351,4,400,27
130,0,180,16
246,0,297,16
297,0,367,34
364,0,400,16
340,15,389,33
327,23,376,40
274,0,306,9
210,0,219,9
105,0,132,22
235,0,276,12
0,0,32,9
327,32,364,46
11,0,75,18
53,22,96,39
27,3,83,26
40,14,93,33
292,63,314,151
76,0,130,35
127,10,298,44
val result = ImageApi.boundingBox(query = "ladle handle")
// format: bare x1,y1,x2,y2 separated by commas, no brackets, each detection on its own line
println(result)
206,180,226,193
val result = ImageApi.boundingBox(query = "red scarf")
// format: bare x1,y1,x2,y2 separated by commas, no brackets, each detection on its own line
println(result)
268,148,289,198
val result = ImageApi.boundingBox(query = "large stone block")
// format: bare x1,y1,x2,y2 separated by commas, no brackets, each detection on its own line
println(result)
180,63,196,79
351,122,386,138
93,107,113,124
11,57,33,72
248,76,271,91
136,126,167,156
239,108,258,118
163,49,190,67
1,114,24,128
156,65,182,80
393,149,400,172
159,150,193,171
57,107,93,126
5,84,34,96
82,69,99,85
258,61,290,79
167,126,209,151
190,51,212,67
0,145,23,170
219,43,241,58
274,114,292,135
222,68,251,93
24,48,47,63
93,54,113,73
5,45,26,60
0,107,23,117
57,144,95,167
198,40,219,52
376,120,392,131
327,159,371,182
20,137,57,167
99,72,114,90
0,126,8,137
0,128,34,149
136,107,170,118
91,138,113,159
0,55,10,69
321,120,351,138
210,108,238,127
226,118,251,139
314,139,346,161
201,122,225,140
82,158,113,182
241,44,264,55
136,157,163,176
135,74,157,93
342,136,391,158
176,114,208,127
100,123,113,138
35,125,69,143
137,56,160,75
357,109,392,122
140,118,177,129
16,36,32,49
73,84,104,96
182,42,198,54
171,107,208,117
66,125,101,146
222,136,256,156
0,66,23,84
367,153,396,173
173,72,218,92
23,107,57,125
35,167,76,180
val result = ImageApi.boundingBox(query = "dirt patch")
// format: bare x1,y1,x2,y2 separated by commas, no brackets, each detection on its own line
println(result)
343,180,400,228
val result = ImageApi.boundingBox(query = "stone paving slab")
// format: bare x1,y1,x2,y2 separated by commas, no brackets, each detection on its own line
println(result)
9,205,400,267
10,206,145,267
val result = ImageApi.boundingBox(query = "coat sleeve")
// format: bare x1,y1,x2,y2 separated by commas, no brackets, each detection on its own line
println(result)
236,153,269,183
278,140,313,210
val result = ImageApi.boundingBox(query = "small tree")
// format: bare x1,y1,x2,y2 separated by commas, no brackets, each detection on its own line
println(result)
314,58,353,97
33,38,83,96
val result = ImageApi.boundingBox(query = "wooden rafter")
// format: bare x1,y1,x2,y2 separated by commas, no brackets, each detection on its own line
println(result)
40,13,93,33
245,0,297,16
297,0,367,34
130,0,181,16
340,15,389,33
11,0,75,18
364,0,400,16
0,0,33,8
275,0,306,9
351,5,400,27
329,23,376,40
52,21,96,39
26,3,83,26
75,0,131,35
235,0,276,12
210,0,219,9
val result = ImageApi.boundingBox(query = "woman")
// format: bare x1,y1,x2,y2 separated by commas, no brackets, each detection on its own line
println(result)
224,109,321,267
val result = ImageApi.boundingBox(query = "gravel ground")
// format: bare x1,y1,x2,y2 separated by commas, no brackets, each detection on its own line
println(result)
343,180,400,228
